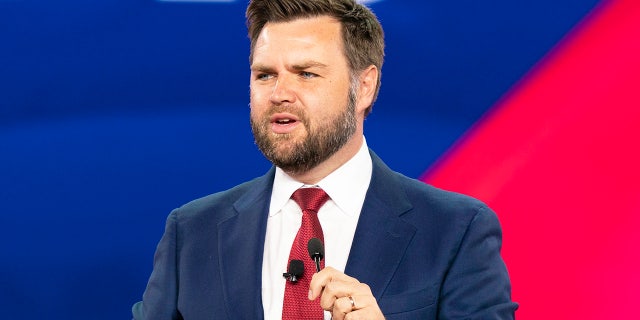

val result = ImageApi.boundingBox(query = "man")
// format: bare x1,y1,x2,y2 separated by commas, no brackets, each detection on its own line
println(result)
133,0,518,319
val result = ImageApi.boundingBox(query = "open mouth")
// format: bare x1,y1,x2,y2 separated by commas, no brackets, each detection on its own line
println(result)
271,112,300,125
275,118,296,125
270,113,301,134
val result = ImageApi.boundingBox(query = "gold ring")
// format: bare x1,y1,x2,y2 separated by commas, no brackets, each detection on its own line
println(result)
348,295,356,311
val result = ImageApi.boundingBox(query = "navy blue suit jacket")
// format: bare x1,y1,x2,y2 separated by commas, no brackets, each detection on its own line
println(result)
133,151,517,319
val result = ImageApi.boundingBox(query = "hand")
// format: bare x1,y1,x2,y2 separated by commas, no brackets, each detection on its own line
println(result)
308,267,385,320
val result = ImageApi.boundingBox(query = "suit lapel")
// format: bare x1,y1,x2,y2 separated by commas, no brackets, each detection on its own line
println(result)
215,152,415,316
217,169,275,320
345,152,417,300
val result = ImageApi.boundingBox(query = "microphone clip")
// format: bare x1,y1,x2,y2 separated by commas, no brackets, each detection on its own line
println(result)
282,272,300,283
283,259,304,283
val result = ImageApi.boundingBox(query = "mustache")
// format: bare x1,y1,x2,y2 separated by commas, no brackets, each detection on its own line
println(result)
264,105,308,122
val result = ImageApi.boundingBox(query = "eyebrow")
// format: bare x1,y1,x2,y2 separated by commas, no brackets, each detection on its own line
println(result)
291,61,328,71
250,61,328,73
250,64,275,73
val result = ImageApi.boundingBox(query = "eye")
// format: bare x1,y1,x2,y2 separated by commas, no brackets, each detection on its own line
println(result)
255,73,274,81
300,71,318,79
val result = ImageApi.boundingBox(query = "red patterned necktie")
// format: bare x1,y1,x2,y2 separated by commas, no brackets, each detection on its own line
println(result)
282,187,330,320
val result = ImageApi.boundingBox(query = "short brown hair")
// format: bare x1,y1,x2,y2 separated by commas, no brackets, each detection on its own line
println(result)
246,0,385,116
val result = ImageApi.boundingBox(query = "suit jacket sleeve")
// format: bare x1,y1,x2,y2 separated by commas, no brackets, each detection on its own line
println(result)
133,210,182,320
438,204,517,319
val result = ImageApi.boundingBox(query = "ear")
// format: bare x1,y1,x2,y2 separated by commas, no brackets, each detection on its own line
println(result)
355,65,379,114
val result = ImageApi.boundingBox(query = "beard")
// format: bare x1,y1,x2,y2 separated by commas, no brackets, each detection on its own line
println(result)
250,88,358,175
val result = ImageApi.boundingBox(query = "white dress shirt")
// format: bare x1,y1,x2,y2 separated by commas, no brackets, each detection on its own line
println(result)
261,137,373,320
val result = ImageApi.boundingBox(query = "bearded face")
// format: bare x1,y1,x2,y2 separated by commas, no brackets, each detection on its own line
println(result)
251,88,357,174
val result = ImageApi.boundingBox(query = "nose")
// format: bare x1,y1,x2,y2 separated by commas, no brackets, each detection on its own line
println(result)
270,75,296,105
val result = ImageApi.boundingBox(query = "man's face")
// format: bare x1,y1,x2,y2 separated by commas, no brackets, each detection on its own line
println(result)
249,16,357,174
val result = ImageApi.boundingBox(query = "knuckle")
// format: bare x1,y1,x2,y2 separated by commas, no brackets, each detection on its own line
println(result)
356,282,371,293
323,281,337,295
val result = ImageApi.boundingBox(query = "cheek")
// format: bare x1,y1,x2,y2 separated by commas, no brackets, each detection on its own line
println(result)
249,90,266,113
248,100,262,121
251,83,276,102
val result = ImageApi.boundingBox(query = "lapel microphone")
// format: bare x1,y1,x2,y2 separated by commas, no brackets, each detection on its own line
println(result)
283,259,304,282
307,238,324,273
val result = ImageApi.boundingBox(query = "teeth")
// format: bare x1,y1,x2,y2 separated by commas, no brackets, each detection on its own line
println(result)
278,119,291,124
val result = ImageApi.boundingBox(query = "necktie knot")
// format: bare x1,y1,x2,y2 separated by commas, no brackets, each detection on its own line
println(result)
291,187,330,213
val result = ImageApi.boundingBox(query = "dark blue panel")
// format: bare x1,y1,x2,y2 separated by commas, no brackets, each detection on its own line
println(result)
0,0,599,318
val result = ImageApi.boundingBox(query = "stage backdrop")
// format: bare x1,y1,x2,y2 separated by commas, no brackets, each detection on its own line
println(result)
3,0,637,319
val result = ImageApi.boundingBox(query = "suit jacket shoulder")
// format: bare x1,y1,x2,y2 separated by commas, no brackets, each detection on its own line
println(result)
171,168,275,224
345,151,517,319
135,168,276,320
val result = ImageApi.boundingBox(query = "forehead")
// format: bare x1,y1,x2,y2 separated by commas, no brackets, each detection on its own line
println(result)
252,16,345,65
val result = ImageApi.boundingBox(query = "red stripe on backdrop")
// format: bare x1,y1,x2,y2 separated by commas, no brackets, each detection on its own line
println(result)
421,0,640,319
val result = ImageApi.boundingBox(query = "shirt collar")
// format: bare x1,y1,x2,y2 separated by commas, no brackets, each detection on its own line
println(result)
270,137,373,217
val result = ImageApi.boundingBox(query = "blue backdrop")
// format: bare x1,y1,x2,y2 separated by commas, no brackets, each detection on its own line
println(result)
0,0,598,318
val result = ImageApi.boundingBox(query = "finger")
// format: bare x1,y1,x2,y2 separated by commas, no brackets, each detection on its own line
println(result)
332,295,356,315
331,296,365,320
349,294,378,311
308,267,358,300
334,295,383,320
319,281,365,310
331,306,346,320
344,308,383,320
